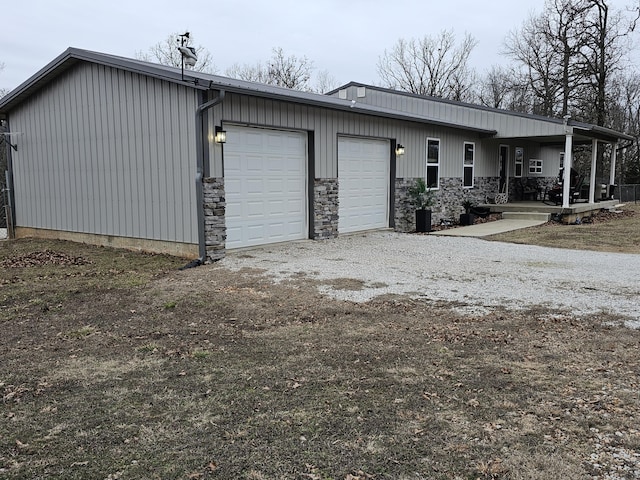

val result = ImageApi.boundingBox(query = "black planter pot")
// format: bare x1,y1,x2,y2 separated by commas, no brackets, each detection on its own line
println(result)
416,209,432,232
460,213,476,226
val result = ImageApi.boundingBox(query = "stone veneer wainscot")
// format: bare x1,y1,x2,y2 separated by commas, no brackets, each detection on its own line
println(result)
395,177,501,231
203,178,226,262
313,178,339,240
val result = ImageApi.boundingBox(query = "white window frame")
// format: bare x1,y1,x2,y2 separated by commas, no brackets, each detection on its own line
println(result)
426,137,440,189
514,147,524,178
529,159,543,175
463,141,475,188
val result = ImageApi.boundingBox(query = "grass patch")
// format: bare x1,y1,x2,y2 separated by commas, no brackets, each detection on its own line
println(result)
66,325,96,338
488,204,640,253
1,238,639,479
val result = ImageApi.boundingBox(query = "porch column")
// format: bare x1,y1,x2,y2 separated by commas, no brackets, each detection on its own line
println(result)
609,143,617,191
589,138,598,204
562,133,573,209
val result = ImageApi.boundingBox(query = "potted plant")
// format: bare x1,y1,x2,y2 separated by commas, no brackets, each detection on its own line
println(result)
408,178,434,233
460,199,476,226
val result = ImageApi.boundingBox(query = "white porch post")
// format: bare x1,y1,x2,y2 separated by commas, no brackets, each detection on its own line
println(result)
563,133,573,208
589,139,598,204
609,143,617,193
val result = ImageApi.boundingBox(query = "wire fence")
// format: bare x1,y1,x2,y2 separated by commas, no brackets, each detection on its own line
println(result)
619,184,640,204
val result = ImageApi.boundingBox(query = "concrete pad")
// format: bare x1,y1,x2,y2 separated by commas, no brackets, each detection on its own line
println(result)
429,219,547,237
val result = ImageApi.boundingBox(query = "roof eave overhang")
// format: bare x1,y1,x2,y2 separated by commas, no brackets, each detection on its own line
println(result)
572,124,634,143
0,47,209,115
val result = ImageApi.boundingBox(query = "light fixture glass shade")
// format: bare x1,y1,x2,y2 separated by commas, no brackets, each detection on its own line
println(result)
214,128,226,144
396,144,405,156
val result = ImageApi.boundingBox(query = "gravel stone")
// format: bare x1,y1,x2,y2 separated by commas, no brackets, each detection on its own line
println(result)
222,231,640,327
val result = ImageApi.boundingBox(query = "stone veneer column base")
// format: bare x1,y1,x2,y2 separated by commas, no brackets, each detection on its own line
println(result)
203,177,226,262
313,178,339,240
394,178,416,233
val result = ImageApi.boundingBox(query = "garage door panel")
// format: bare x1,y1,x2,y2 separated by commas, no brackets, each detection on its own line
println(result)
338,137,389,234
225,126,307,249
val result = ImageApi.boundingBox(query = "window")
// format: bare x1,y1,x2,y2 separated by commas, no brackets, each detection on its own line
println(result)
559,152,565,169
426,138,440,189
515,147,524,178
529,159,543,174
463,142,475,187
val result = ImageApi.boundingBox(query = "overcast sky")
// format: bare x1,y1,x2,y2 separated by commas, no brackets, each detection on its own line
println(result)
1,0,637,92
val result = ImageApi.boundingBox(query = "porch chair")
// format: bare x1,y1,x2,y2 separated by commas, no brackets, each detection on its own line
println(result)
517,178,541,201
546,170,585,205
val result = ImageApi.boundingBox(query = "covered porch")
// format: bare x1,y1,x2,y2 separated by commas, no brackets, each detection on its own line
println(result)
495,118,634,212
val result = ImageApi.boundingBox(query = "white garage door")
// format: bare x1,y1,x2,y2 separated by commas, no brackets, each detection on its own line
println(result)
224,126,307,249
338,137,390,234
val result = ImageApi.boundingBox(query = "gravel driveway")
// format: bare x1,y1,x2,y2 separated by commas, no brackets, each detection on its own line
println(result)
221,231,640,327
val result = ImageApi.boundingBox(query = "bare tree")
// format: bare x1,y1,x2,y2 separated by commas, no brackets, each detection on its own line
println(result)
376,30,478,99
504,0,636,124
313,69,338,94
136,32,216,74
477,65,533,112
608,73,640,183
504,10,566,116
225,62,270,83
0,62,8,98
267,48,313,89
225,47,315,91
577,0,635,126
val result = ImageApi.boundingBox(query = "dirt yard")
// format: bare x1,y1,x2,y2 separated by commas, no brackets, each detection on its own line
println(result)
1,208,639,479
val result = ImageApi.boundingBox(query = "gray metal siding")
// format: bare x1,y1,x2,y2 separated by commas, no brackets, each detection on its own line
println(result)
337,86,567,139
10,63,199,243
208,93,487,180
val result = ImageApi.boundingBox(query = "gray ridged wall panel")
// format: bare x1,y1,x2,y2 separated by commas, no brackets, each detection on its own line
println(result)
10,63,198,244
337,86,567,139
208,92,490,180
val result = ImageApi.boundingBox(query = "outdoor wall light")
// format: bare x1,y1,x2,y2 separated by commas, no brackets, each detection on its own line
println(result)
214,126,227,144
395,144,405,156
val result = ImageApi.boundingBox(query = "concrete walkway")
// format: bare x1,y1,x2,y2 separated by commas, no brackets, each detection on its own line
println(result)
429,219,547,237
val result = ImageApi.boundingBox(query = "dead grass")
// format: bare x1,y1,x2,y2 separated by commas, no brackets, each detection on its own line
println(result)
1,238,639,479
487,203,640,253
